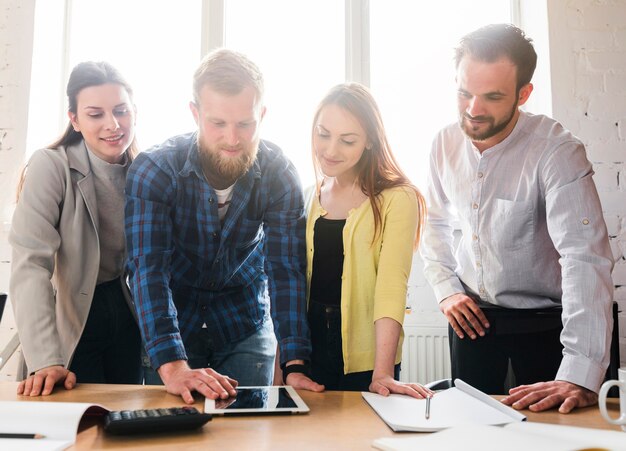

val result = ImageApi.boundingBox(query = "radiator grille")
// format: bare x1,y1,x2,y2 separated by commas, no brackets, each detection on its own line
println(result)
400,326,451,384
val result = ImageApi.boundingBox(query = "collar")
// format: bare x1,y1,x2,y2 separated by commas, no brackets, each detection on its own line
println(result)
65,140,91,177
471,110,528,157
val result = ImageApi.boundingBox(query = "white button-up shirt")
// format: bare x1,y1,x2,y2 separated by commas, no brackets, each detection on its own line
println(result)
421,111,614,392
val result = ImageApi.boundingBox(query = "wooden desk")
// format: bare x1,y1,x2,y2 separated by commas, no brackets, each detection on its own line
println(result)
0,382,622,450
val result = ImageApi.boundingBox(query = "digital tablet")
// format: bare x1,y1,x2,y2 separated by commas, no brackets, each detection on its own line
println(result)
204,386,309,415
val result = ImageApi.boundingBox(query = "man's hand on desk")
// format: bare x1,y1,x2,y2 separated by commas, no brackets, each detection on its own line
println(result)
369,374,434,399
440,293,490,340
501,380,598,413
283,360,325,392
17,365,76,396
157,360,238,404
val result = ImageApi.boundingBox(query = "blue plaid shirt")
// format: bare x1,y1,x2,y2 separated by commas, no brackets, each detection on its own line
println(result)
125,132,310,370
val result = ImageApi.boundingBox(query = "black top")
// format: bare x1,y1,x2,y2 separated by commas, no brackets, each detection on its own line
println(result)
310,217,346,306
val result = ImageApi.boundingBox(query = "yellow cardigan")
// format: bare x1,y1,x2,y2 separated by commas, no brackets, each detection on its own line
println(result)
306,185,418,374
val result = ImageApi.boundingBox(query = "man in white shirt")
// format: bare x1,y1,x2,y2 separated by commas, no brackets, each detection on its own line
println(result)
420,24,614,413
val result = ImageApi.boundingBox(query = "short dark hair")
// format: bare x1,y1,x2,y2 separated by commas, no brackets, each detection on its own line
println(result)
454,23,537,90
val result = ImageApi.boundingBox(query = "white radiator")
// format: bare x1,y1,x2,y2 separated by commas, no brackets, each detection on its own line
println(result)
399,326,451,384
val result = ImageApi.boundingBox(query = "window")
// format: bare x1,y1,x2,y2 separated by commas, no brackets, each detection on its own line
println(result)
370,1,512,190
27,1,543,190
224,0,345,186
27,0,201,155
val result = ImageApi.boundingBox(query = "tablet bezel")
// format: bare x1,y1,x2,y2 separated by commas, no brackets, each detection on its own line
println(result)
204,386,310,415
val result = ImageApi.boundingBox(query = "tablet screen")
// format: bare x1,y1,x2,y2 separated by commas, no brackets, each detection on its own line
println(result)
215,387,296,410
205,386,309,415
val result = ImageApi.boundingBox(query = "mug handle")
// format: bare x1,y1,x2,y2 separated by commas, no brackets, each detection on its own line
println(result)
598,380,626,425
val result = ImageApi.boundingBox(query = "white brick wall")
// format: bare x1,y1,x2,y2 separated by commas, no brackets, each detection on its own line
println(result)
549,0,626,367
0,0,35,380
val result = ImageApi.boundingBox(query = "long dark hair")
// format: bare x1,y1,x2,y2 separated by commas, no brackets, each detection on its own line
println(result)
311,83,426,248
50,61,139,154
17,61,138,199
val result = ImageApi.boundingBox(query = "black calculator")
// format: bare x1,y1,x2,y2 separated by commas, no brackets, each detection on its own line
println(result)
103,406,212,435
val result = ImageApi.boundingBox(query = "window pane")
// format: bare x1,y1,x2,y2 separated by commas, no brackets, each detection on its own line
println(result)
370,1,511,190
26,0,66,155
225,0,345,188
69,0,202,150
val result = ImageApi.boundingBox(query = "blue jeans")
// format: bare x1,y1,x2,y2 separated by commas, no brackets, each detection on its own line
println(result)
143,318,277,386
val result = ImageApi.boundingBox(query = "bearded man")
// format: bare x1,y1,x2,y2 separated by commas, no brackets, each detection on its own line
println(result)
420,24,614,414
125,49,322,404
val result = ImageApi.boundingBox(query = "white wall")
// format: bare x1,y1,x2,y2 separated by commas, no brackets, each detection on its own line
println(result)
545,0,626,366
0,0,35,380
0,0,625,380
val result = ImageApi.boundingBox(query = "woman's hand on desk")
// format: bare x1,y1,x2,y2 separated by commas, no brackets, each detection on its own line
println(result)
158,360,238,404
17,365,76,396
369,375,434,399
501,380,598,413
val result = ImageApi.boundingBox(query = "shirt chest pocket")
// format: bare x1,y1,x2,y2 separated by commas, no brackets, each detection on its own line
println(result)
490,199,534,250
235,218,264,249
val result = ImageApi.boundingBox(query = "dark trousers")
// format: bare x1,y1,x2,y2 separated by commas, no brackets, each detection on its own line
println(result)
309,299,400,391
69,279,142,384
449,307,563,394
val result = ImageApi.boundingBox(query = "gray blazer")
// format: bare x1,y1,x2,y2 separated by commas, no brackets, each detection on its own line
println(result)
9,140,130,378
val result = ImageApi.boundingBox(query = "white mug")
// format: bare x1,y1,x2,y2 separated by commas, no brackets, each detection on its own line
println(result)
599,367,626,432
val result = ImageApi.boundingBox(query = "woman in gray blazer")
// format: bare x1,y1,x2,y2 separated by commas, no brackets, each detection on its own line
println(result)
9,61,142,395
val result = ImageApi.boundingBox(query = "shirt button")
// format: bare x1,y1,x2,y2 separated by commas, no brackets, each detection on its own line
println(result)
209,282,215,288
476,261,481,267
582,218,590,225
209,198,214,204
479,287,485,294
201,305,207,311
472,203,479,209
212,232,218,238
215,258,220,263
472,234,478,241
477,172,484,178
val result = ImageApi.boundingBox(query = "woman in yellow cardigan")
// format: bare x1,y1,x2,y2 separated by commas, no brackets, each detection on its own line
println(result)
306,83,431,397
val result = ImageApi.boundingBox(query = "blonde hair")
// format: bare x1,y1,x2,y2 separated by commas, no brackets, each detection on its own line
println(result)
193,48,264,105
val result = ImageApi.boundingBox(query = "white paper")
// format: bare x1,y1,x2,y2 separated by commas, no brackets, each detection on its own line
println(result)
373,423,626,451
362,379,525,432
0,439,72,451
0,401,107,451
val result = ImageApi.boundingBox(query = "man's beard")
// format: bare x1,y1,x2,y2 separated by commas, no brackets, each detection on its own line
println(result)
198,140,257,188
459,100,518,142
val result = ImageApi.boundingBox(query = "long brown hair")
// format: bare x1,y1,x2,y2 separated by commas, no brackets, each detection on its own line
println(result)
311,82,426,247
16,61,138,199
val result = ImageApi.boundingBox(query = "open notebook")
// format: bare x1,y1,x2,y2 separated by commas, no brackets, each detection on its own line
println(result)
362,379,526,432
0,401,107,451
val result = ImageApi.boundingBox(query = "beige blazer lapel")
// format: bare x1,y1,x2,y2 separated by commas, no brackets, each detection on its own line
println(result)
67,142,99,234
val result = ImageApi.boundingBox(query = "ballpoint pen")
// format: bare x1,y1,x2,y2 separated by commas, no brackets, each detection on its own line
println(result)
425,396,431,420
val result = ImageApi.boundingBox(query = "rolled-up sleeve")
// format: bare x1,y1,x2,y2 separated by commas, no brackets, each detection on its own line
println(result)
542,141,614,392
